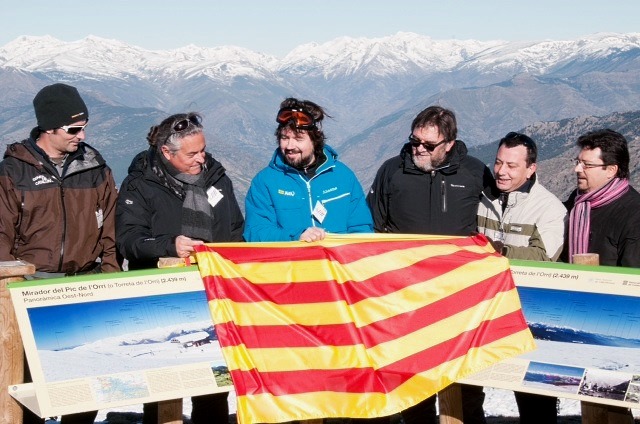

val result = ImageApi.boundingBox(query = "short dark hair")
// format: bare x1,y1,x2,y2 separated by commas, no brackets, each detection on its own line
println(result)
411,106,457,142
275,98,330,158
576,129,629,178
499,132,537,166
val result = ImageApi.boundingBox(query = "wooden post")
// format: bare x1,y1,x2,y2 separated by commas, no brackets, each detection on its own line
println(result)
155,259,188,424
571,253,599,266
1,261,35,424
572,253,634,424
157,399,184,424
438,384,463,424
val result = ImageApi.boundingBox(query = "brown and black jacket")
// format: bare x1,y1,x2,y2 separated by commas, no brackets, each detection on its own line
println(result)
0,136,119,274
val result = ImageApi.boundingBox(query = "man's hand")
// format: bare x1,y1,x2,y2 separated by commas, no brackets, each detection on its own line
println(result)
470,231,505,254
488,238,505,254
175,235,204,258
299,227,326,243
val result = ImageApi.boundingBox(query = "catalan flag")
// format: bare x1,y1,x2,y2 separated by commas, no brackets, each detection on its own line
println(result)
194,233,535,423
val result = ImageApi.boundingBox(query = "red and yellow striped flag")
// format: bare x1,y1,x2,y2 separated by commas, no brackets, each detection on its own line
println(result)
194,233,535,423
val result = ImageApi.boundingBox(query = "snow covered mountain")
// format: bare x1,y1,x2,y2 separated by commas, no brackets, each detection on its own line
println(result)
1,32,639,202
3,32,638,81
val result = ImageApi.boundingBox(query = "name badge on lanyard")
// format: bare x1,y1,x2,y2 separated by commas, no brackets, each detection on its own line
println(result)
312,200,328,224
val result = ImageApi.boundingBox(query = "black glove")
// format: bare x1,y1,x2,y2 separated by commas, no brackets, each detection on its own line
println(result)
488,238,505,255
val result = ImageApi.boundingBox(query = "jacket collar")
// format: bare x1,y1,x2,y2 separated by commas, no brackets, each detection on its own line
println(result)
484,173,537,202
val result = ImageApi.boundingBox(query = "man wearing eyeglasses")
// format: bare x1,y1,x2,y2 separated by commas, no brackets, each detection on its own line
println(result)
477,132,567,424
243,97,373,243
0,83,119,423
367,106,493,424
563,129,640,266
562,129,640,423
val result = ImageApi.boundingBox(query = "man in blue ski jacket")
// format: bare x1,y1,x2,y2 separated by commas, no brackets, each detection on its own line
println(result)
244,97,373,243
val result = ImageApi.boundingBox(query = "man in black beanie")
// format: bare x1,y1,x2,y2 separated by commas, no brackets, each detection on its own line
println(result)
0,83,119,423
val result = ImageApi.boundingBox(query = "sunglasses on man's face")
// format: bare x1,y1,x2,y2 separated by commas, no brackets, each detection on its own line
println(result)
172,115,202,132
276,107,316,130
59,123,88,135
408,134,448,152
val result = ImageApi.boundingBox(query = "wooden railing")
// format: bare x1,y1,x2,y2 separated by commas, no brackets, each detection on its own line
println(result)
1,261,35,424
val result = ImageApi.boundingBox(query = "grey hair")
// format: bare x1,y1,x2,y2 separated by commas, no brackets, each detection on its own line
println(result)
147,112,203,154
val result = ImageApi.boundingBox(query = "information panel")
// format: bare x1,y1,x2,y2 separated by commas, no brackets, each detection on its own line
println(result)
7,266,231,418
8,259,640,417
462,259,640,409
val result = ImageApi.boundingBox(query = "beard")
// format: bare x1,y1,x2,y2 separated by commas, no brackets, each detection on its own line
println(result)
412,151,446,172
283,149,315,169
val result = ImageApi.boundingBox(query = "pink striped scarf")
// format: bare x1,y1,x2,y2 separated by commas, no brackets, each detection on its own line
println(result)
568,177,629,262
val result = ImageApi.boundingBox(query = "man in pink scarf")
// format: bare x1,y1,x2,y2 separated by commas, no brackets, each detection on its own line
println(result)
563,129,640,267
563,129,640,421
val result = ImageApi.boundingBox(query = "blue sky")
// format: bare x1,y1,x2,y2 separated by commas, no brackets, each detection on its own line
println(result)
2,0,638,57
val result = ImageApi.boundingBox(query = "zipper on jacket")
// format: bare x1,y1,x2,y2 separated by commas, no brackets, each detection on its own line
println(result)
441,179,447,213
304,179,316,227
58,184,67,272
12,191,26,256
297,163,335,228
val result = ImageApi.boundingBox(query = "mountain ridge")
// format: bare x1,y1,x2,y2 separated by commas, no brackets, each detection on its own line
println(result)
1,32,639,205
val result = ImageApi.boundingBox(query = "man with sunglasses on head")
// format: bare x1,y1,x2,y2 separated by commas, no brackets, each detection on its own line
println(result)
367,105,493,424
0,83,119,424
243,98,373,243
116,112,244,424
477,132,567,424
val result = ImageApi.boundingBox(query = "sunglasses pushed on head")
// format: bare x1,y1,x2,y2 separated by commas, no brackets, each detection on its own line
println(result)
276,107,316,130
172,114,202,133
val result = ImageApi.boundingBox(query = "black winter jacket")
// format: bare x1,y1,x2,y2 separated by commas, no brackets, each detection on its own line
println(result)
367,140,492,236
562,187,640,267
116,149,244,270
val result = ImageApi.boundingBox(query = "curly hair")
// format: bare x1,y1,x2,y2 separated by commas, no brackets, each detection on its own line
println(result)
274,98,331,158
147,112,204,155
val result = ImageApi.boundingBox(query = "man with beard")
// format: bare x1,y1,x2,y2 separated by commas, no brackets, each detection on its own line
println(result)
243,97,373,242
367,105,493,424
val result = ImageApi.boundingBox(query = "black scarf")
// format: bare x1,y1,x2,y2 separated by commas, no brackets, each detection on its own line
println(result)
159,153,215,242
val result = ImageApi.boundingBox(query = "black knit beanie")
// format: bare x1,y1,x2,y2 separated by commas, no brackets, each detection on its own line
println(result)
33,83,89,130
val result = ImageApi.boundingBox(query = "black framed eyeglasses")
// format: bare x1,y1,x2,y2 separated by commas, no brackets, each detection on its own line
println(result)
408,134,448,152
59,123,88,135
574,158,607,169
172,115,202,132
